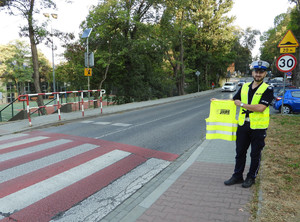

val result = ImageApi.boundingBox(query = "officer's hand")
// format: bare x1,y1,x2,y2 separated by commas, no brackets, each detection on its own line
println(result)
234,100,242,106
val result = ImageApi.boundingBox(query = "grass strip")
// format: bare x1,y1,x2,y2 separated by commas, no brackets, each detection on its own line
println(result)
251,115,300,222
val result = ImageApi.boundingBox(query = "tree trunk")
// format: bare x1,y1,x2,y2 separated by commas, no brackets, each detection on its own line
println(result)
179,26,185,96
28,0,45,114
20,82,25,95
98,42,112,91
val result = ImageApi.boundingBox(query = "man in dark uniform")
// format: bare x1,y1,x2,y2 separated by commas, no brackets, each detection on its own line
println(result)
224,60,274,188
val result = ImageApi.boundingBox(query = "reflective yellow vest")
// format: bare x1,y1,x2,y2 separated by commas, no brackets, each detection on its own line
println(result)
206,100,238,141
239,82,270,129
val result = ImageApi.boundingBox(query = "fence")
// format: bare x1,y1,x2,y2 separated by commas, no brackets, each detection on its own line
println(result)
0,97,24,122
18,89,106,127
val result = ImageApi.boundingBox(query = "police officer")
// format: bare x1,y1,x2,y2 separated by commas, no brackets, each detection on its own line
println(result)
224,60,274,188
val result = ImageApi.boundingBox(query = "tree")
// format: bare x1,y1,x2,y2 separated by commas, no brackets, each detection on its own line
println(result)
0,40,52,95
56,40,86,91
159,0,188,95
56,0,239,100
0,0,56,113
288,4,300,87
158,0,236,94
241,27,261,51
2,40,33,95
79,0,167,103
231,32,252,75
289,0,300,11
230,28,260,76
260,12,292,77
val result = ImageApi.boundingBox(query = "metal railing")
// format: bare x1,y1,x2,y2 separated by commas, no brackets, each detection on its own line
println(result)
18,89,106,126
0,97,25,122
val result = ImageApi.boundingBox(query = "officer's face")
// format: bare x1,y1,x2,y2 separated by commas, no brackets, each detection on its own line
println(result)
252,69,267,83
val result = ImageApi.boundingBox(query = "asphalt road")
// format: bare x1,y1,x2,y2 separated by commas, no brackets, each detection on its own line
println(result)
41,90,237,155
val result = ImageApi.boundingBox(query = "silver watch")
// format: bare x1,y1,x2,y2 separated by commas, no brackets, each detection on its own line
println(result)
241,103,244,107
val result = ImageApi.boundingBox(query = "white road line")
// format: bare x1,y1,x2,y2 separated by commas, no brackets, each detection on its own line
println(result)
95,104,205,139
0,150,131,213
0,143,99,183
0,139,72,162
111,123,132,127
80,121,94,123
0,133,28,141
52,158,170,222
93,122,111,125
0,136,49,150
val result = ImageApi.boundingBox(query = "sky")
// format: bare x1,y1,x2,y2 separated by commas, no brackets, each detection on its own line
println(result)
229,0,292,57
0,0,294,62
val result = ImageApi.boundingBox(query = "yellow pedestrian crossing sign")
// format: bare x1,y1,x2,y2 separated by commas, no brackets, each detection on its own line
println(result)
278,30,299,48
84,68,92,76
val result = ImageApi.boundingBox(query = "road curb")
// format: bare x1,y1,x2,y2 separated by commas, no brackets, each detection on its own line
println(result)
0,89,220,137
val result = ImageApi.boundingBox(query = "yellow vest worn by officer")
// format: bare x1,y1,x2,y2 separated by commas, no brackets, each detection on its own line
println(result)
239,82,270,129
206,100,238,141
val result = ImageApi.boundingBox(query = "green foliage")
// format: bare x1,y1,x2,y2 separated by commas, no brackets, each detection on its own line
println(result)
260,12,290,76
55,0,259,102
0,0,58,110
0,40,51,93
3,41,33,84
259,6,300,80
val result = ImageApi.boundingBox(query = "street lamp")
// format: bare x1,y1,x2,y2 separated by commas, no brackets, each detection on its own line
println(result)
43,13,58,94
81,28,93,91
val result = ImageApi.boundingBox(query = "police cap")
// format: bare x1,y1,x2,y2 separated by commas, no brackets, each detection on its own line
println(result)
250,60,270,71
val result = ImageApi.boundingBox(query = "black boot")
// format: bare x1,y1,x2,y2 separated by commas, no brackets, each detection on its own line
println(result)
242,177,255,188
224,176,244,186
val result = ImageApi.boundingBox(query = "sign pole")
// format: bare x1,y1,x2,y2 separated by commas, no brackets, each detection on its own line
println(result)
277,30,299,114
281,73,287,114
195,71,200,92
86,37,91,107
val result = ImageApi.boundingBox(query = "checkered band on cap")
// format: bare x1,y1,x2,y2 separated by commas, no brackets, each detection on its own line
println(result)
250,60,270,70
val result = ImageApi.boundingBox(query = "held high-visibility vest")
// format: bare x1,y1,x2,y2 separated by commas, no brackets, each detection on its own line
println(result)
206,100,238,141
239,82,270,129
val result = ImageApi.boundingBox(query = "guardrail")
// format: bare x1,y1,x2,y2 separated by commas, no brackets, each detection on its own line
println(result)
18,89,106,127
0,97,25,122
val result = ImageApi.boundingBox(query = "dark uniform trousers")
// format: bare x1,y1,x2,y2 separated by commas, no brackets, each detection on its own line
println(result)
233,121,266,179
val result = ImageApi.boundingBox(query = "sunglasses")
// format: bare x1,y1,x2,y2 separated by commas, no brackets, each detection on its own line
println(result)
254,69,266,74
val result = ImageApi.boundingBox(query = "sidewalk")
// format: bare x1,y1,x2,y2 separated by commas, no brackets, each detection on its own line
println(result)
101,139,251,222
0,89,253,222
136,140,251,222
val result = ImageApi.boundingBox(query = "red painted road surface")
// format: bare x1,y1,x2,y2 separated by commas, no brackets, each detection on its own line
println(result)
0,131,178,222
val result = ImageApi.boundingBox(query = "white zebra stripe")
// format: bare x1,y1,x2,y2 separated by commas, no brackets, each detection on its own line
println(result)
80,121,94,123
93,121,112,125
0,133,29,141
112,123,132,127
0,139,72,162
0,136,49,150
51,158,170,222
0,143,99,183
0,150,131,213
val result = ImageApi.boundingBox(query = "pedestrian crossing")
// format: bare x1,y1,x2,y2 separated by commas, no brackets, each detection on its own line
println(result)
81,120,133,127
0,131,178,222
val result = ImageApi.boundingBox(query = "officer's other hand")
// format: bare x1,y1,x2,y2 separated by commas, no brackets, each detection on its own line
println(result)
234,100,242,106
